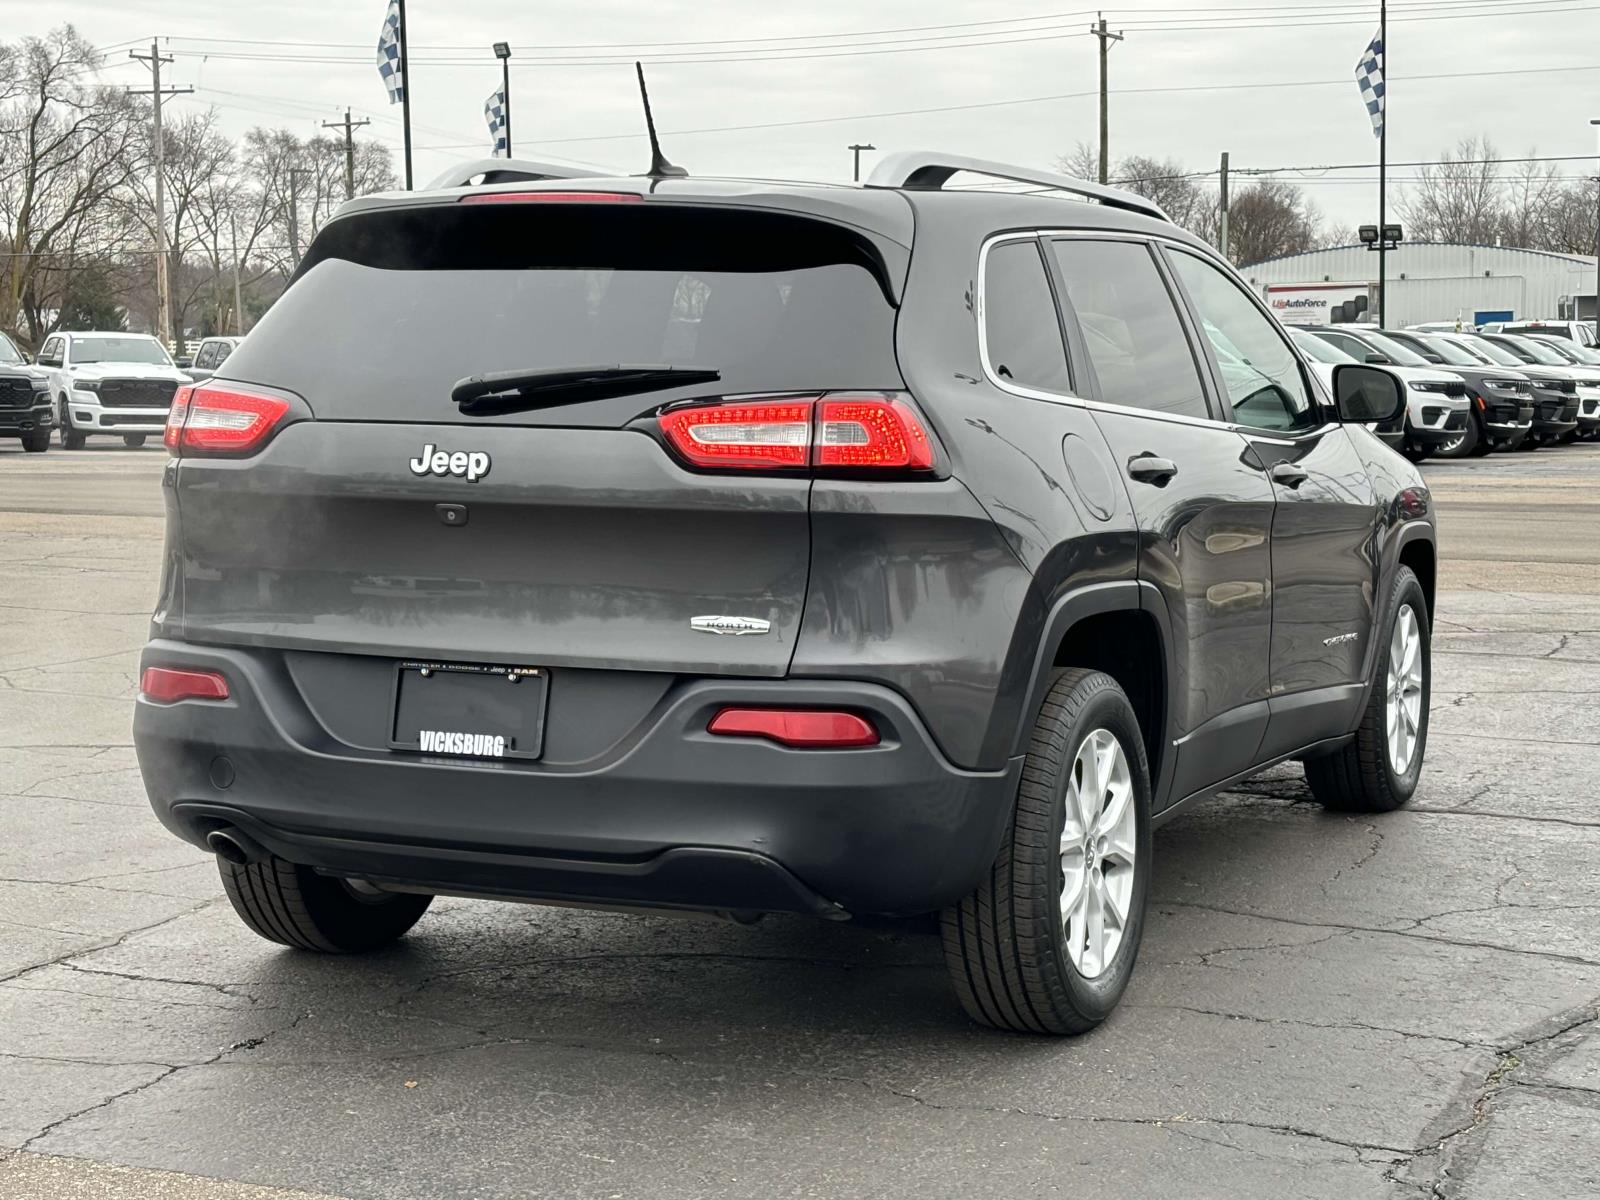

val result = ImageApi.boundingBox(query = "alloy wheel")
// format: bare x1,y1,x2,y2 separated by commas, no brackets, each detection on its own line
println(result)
1386,603,1424,775
1059,728,1136,979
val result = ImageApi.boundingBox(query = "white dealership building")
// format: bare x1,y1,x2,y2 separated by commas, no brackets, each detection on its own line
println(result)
1240,242,1598,329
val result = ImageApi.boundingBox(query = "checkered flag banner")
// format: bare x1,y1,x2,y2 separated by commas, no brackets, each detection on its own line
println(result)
485,89,508,157
1355,28,1384,139
376,0,405,105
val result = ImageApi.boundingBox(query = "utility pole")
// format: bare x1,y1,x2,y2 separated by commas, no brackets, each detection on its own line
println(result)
321,108,371,201
1377,0,1388,327
1590,119,1599,342
228,206,245,336
1090,13,1124,185
848,143,876,183
1218,151,1230,261
129,42,193,349
287,167,311,270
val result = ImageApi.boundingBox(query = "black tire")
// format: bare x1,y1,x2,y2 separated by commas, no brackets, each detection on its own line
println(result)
941,668,1152,1035
219,854,432,952
122,433,147,448
1304,565,1430,813
58,401,85,450
1434,411,1477,459
22,429,49,453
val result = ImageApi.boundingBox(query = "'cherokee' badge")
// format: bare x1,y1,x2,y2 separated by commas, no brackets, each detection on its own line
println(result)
691,615,771,637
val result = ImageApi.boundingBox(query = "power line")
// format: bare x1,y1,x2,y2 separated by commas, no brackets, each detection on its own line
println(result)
412,63,1600,150
150,0,1588,56
145,0,1593,67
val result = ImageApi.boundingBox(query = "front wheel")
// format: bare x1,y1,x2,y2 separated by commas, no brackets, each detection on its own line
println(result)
57,401,85,450
122,433,147,448
219,854,432,952
941,668,1152,1035
1434,411,1478,459
22,429,49,453
1305,565,1430,812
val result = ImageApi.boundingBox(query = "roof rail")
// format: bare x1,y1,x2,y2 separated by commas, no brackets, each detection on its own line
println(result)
864,151,1170,223
425,158,597,190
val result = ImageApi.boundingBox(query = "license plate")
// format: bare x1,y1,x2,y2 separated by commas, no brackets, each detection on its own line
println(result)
389,661,548,761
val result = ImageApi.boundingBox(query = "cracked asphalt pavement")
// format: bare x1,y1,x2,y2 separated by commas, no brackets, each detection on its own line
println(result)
2,440,1597,1199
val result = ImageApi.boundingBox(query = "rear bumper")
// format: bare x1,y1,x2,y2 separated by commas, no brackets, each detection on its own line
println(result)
133,640,1021,918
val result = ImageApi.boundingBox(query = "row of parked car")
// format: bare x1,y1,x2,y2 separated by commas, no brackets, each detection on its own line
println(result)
3,316,1596,461
0,331,239,451
1289,324,1600,459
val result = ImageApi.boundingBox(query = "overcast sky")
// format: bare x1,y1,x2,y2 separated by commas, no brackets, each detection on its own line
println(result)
7,0,1600,228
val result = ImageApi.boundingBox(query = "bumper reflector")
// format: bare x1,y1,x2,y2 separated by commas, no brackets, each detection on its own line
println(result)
707,708,879,748
140,667,230,704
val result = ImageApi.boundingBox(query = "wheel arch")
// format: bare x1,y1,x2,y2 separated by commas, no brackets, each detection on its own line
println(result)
1010,580,1174,805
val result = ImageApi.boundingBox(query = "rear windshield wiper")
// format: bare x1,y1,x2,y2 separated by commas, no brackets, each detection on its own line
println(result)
451,365,720,416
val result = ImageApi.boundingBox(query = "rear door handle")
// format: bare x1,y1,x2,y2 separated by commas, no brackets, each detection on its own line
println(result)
1270,463,1310,488
1126,454,1178,485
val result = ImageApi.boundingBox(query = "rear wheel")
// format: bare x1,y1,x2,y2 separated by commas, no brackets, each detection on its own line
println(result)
22,429,49,453
219,854,432,952
941,668,1151,1035
1305,565,1429,813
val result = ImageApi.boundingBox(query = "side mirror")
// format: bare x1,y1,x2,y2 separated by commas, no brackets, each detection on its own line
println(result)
175,356,193,369
1333,363,1405,425
1363,352,1390,365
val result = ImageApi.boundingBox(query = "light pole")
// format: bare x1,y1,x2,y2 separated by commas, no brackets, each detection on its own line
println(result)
1590,119,1598,342
494,42,513,157
848,143,875,183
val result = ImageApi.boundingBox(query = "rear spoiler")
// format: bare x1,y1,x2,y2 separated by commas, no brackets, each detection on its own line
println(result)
425,158,599,190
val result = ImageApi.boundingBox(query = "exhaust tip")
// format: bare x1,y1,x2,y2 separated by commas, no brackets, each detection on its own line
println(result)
206,828,254,865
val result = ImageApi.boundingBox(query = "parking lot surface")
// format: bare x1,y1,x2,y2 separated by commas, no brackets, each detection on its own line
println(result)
2,440,1597,1199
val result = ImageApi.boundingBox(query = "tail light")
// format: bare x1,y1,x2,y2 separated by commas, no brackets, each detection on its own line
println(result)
166,381,292,457
659,394,936,474
140,666,229,703
707,708,879,748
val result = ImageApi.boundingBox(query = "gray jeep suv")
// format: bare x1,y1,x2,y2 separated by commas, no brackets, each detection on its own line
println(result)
133,153,1434,1034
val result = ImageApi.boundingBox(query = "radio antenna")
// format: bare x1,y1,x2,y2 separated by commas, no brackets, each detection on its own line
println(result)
635,62,687,179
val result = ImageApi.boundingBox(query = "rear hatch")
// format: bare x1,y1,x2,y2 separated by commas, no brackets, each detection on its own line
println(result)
170,194,907,679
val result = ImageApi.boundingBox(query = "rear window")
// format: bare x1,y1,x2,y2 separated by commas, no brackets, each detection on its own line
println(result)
224,204,903,423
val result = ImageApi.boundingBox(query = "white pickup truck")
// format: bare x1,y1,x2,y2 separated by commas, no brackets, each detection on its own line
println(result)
34,331,190,449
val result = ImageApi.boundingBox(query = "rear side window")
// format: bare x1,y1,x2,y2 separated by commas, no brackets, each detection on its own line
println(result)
194,343,218,369
225,204,903,423
1049,239,1209,420
982,239,1071,393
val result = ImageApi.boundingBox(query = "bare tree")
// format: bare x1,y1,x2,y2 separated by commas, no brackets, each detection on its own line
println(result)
118,106,237,349
1536,178,1600,256
1056,142,1220,244
0,25,145,343
1227,179,1322,265
1397,136,1503,244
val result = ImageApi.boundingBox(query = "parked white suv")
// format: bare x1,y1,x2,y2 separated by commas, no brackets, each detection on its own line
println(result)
34,332,189,449
1302,326,1472,459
